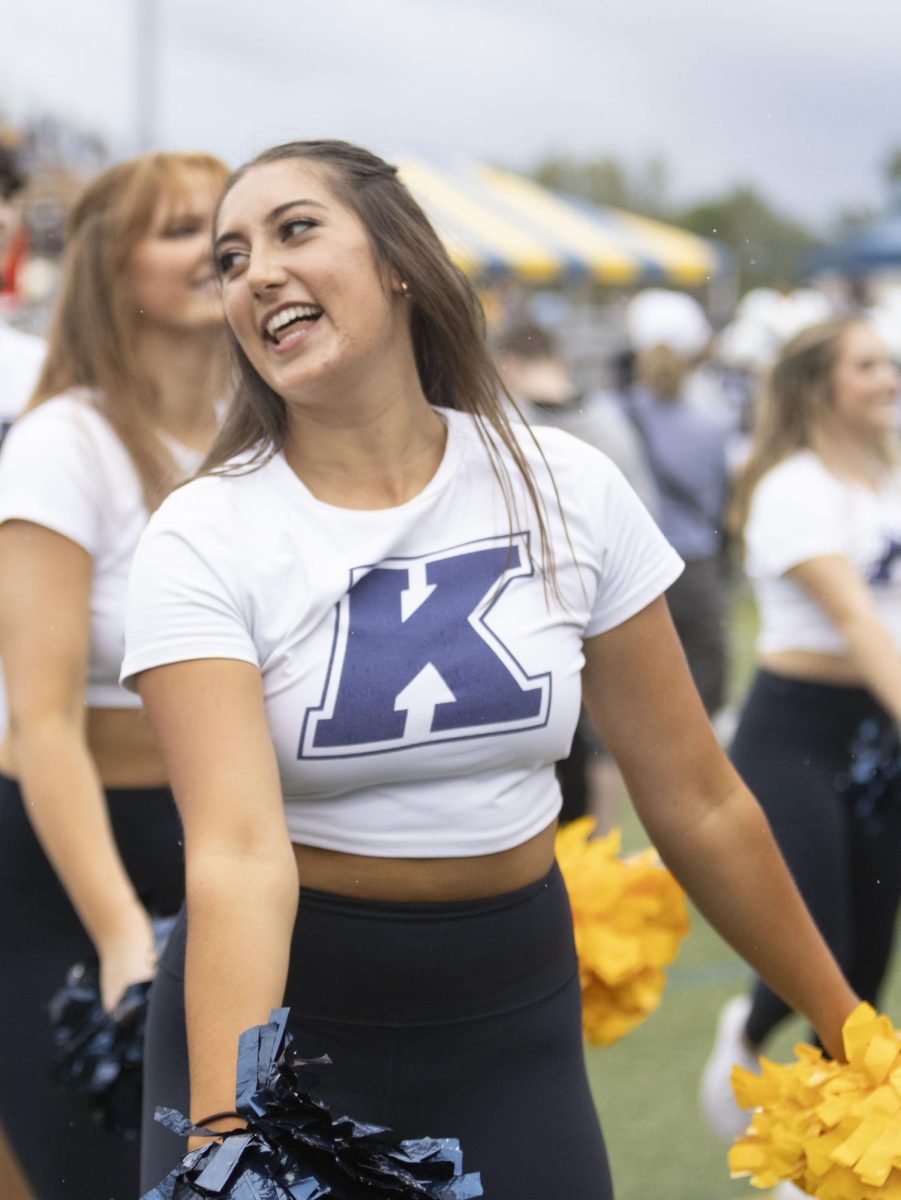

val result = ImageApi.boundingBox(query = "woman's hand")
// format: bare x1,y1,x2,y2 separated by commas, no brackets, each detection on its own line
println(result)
98,905,158,1012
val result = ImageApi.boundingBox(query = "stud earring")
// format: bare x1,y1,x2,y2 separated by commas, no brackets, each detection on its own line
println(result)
400,280,411,299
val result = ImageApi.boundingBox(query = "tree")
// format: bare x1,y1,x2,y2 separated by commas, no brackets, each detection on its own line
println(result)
676,186,820,292
882,145,901,211
526,154,820,291
532,152,670,218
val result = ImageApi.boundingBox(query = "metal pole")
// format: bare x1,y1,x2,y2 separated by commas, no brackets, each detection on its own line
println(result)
135,0,159,152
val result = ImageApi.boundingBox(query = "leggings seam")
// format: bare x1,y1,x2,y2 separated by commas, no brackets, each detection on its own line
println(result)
285,965,580,1031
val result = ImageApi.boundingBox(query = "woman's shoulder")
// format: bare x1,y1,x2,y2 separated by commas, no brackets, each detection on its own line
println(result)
149,453,276,533
9,388,133,453
1,388,124,468
445,405,619,481
749,451,846,532
11,387,103,431
757,449,836,494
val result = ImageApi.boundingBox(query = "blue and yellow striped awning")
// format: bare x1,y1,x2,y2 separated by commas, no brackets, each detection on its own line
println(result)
396,157,725,286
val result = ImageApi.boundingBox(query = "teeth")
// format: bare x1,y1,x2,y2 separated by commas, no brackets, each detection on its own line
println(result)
266,304,321,338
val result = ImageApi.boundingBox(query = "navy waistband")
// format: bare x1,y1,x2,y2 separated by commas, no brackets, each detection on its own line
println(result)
160,862,578,1027
748,669,890,729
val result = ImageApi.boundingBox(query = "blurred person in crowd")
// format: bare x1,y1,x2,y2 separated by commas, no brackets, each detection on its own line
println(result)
0,150,229,1200
494,321,658,513
701,320,901,1175
122,140,858,1200
621,288,731,716
493,320,657,826
0,145,45,434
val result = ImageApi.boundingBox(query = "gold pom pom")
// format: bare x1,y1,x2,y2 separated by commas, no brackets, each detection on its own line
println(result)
556,818,690,1046
729,1003,901,1197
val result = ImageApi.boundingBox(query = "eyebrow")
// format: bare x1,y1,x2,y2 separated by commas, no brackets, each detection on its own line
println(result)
214,198,328,251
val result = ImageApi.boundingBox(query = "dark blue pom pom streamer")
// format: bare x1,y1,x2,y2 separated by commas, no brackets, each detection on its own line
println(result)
141,1008,482,1200
47,916,177,1138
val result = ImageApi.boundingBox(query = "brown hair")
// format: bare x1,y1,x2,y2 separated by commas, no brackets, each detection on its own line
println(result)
729,316,891,537
634,344,689,403
204,140,562,581
29,151,229,508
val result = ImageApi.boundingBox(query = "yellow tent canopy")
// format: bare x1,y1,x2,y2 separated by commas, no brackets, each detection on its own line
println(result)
397,157,725,286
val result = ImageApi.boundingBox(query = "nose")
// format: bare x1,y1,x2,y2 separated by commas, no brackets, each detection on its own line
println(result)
246,245,289,296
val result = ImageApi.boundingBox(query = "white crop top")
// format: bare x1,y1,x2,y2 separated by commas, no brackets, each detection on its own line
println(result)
122,408,683,857
0,390,205,708
746,450,901,656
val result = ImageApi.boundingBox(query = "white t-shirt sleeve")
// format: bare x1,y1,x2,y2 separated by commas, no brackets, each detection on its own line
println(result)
581,453,684,638
746,458,847,578
120,484,259,690
0,400,105,554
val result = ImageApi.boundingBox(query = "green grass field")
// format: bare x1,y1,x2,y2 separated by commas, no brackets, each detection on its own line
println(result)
581,585,901,1199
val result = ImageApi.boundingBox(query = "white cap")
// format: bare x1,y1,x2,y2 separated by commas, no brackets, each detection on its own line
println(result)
718,288,836,371
626,289,712,359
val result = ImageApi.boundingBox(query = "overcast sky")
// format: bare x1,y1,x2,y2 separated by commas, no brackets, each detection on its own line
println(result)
3,0,899,228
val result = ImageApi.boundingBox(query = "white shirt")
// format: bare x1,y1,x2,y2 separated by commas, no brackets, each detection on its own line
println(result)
746,449,901,655
122,408,683,857
0,389,204,708
0,321,45,429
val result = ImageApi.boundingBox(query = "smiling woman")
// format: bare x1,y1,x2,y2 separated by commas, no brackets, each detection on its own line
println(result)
123,141,859,1200
0,150,229,1200
702,319,901,1149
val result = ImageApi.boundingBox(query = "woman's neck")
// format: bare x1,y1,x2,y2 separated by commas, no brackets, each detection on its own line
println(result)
810,424,889,490
283,363,446,510
133,324,227,450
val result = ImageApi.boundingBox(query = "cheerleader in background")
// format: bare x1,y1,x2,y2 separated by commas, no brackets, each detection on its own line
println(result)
0,140,44,1200
0,150,228,1200
701,319,901,1181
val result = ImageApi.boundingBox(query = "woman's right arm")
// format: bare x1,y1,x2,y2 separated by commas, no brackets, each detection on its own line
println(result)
787,554,901,722
136,656,299,1128
0,520,156,1008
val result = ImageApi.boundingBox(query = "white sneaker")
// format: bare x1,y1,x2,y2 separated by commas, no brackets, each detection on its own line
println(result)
699,994,759,1142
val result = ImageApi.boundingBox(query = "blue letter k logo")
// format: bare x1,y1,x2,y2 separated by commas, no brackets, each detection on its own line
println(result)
298,534,551,758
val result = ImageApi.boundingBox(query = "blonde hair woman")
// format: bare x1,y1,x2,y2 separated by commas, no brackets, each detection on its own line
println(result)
0,150,228,1200
702,318,901,1152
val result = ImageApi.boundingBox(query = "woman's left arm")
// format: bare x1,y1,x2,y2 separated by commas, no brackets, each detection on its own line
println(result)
582,595,858,1059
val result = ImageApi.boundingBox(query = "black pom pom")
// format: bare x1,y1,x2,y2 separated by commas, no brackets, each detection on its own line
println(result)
47,914,176,1138
141,1008,482,1199
47,965,149,1138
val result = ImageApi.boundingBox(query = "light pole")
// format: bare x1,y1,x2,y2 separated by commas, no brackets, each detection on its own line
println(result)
135,0,159,152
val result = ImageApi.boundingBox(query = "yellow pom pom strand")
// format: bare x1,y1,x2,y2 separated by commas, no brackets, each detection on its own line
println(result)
555,818,689,1046
728,1003,901,1198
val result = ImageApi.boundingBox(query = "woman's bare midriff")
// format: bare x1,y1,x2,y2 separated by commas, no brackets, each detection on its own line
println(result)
0,707,169,789
292,819,559,902
758,649,872,688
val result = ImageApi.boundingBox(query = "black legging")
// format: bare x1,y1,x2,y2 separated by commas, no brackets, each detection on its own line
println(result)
731,671,901,1048
0,774,184,1200
140,863,613,1200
